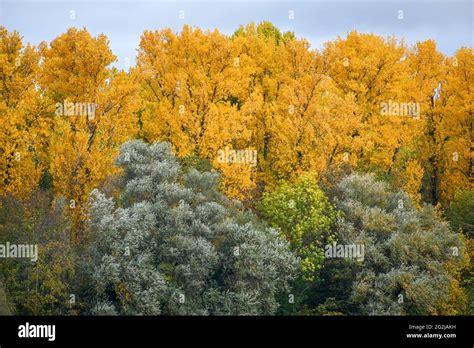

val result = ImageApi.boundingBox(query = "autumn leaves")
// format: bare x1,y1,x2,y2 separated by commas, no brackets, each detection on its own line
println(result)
0,23,472,229
1,28,139,237
135,23,473,207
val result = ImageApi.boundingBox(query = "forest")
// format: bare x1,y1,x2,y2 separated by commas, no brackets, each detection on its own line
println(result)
0,22,472,316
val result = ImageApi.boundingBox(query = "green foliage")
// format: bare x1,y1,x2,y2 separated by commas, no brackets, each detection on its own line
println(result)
324,173,468,315
462,238,474,315
180,154,213,174
446,190,474,237
84,140,298,315
0,280,12,315
234,21,295,45
0,192,77,315
259,175,338,281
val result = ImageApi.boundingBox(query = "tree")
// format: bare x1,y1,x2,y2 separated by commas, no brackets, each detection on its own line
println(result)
259,175,337,281
430,48,473,205
325,173,468,315
402,42,472,206
323,31,411,177
137,23,360,200
136,26,255,199
446,190,474,314
0,27,44,200
38,28,139,237
85,140,298,315
446,190,474,237
258,175,341,315
233,23,359,191
0,191,77,315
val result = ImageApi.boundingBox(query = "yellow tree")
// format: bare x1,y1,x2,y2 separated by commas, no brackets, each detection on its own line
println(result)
0,27,44,200
266,38,360,183
231,22,292,189
137,22,361,198
233,23,360,192
435,48,473,204
323,31,415,176
39,28,139,236
405,43,472,205
403,40,447,204
137,26,255,199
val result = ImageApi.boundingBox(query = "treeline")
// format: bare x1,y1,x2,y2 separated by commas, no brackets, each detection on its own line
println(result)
0,22,472,315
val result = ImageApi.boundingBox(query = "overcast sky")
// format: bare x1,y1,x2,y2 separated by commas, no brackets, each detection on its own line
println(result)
1,0,472,69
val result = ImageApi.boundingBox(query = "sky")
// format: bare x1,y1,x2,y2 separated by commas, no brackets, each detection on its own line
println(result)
1,0,472,69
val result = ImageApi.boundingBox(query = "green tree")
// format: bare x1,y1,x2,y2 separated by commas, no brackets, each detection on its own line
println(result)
0,192,77,315
84,140,298,315
259,174,338,280
258,175,339,314
445,190,474,314
325,173,468,315
446,190,474,237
